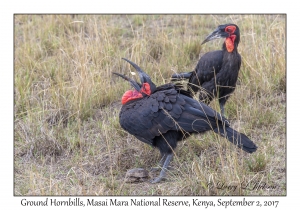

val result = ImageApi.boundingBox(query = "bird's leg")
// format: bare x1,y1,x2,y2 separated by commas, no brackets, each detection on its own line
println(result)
150,154,173,184
150,154,166,172
159,154,167,166
219,101,225,117
220,104,225,117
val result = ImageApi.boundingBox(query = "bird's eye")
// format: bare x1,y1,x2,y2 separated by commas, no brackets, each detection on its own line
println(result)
225,25,236,34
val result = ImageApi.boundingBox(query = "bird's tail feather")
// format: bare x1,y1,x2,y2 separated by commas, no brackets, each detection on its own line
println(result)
214,127,257,153
171,72,192,80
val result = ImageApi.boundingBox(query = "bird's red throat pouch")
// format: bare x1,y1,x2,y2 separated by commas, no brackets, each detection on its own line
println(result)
225,35,236,53
121,90,143,104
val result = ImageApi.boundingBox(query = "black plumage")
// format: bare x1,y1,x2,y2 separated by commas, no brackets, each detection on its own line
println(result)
172,24,241,116
114,58,257,183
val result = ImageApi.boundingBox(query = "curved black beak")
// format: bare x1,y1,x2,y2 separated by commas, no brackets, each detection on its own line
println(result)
122,58,156,93
122,58,151,84
112,72,141,92
201,27,229,45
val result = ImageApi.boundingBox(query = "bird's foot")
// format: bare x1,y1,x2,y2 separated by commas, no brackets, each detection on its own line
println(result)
150,176,166,184
150,167,160,172
150,154,173,184
150,166,173,172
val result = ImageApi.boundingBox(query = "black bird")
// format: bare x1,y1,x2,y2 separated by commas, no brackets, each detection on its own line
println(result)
114,58,257,183
172,24,241,116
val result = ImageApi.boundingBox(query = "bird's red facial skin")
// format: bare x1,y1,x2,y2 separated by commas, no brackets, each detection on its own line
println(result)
224,25,237,52
121,90,143,104
225,25,236,34
225,35,236,52
121,83,151,104
141,83,151,95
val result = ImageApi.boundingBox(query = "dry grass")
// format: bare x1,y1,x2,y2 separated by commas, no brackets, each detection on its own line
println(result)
14,14,286,196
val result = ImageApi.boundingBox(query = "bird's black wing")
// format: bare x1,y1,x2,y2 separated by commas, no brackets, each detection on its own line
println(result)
176,95,229,132
188,50,223,88
119,87,184,145
119,84,229,145
198,51,241,101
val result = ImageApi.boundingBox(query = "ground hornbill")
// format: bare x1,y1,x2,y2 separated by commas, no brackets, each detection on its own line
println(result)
113,58,257,183
172,24,241,116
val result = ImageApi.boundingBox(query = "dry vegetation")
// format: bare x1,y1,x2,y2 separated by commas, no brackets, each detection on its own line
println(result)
14,14,286,196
